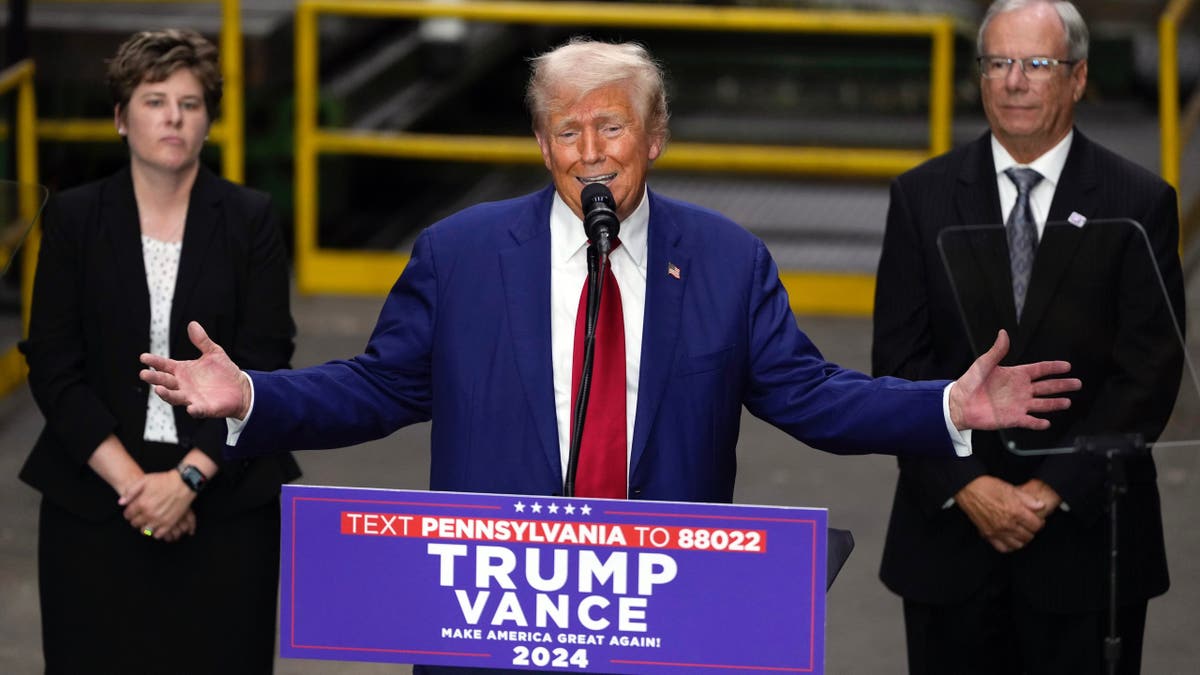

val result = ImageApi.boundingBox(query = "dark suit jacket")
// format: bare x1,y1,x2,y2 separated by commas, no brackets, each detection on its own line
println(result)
873,130,1184,612
233,185,960,500
20,166,300,520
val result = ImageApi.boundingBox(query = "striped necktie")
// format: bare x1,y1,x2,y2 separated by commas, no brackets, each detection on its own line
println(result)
1004,167,1043,319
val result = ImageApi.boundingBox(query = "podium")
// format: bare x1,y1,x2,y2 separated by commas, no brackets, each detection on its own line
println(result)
278,485,852,673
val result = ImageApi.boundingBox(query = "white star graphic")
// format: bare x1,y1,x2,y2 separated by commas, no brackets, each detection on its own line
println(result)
531,502,543,513
513,501,526,513
547,503,560,514
580,504,592,516
563,504,576,515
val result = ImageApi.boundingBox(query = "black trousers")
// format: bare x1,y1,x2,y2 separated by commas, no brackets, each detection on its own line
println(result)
902,573,1147,675
39,496,282,674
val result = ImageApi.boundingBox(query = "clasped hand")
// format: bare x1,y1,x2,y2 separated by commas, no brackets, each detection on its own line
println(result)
119,471,197,542
956,476,1063,553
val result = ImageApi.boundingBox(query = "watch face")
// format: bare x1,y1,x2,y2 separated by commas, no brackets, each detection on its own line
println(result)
179,464,206,492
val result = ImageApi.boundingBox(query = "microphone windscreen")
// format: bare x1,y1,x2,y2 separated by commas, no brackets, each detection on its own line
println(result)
581,183,616,216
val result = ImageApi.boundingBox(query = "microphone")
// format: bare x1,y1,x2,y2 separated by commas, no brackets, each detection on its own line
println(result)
564,184,619,498
581,183,620,257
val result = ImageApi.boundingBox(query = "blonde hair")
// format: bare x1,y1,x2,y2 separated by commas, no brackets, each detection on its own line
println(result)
526,38,669,146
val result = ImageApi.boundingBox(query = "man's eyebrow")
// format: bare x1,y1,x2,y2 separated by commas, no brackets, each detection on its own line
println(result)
549,115,580,132
548,109,630,132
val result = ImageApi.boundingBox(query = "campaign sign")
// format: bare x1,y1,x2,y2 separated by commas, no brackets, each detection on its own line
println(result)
280,485,828,673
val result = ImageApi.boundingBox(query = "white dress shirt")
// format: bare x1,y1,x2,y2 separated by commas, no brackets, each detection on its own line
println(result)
992,130,1073,238
549,189,649,483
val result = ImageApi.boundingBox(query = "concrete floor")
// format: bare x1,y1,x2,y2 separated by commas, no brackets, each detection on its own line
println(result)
2,284,1199,674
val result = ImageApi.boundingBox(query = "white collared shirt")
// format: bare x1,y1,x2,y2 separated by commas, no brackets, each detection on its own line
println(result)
991,130,1073,238
549,189,649,483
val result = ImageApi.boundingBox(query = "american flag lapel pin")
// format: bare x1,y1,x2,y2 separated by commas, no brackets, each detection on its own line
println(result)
667,262,681,279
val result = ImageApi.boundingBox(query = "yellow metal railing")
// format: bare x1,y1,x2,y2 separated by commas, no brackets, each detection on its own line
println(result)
295,0,960,314
1159,0,1198,248
32,0,245,182
0,59,41,396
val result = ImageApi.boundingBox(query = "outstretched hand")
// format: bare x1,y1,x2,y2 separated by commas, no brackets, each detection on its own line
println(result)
140,321,250,419
948,329,1081,431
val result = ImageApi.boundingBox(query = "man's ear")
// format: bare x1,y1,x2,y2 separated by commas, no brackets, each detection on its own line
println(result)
1071,60,1088,102
648,135,664,162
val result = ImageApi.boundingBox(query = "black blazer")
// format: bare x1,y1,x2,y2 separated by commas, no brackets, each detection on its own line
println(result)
873,130,1184,612
20,166,300,521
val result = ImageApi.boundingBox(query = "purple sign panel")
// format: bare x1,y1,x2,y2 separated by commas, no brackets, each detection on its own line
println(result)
280,485,827,673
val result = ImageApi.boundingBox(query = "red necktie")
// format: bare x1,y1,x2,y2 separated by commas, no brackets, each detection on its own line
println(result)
570,248,627,499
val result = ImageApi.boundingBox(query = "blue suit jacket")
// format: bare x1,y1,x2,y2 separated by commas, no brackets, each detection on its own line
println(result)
234,186,955,502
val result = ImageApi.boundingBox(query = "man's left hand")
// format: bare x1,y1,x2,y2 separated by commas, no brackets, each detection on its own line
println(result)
1018,478,1063,519
948,329,1081,431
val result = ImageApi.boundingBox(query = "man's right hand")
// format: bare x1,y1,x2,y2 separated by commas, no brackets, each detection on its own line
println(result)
139,321,250,419
954,475,1047,553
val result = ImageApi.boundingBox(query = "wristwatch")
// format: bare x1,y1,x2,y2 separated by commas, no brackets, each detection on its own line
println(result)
177,463,209,493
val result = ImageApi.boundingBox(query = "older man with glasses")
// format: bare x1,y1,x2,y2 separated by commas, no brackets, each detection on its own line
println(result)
873,1,1184,673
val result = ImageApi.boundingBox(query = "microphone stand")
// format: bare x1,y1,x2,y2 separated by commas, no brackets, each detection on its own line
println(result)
1074,433,1146,675
564,243,610,497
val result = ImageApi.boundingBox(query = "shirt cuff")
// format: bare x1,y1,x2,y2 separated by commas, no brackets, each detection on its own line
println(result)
942,383,972,457
224,371,255,445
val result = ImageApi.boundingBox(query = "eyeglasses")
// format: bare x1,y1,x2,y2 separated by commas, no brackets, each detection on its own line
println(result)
977,56,1078,80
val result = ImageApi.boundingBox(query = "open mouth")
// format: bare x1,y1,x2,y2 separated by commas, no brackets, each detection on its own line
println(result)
577,172,616,185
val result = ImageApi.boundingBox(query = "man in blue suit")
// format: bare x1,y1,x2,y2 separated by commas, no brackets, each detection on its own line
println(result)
141,40,1078,672
142,37,1077,507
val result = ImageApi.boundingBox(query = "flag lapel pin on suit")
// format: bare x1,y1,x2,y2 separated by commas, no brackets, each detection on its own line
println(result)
667,262,681,279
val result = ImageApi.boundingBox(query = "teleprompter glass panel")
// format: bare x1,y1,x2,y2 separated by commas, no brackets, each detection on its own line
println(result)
936,218,1198,458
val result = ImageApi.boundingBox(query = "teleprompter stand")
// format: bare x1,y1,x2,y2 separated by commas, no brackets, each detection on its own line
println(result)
1075,433,1147,675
